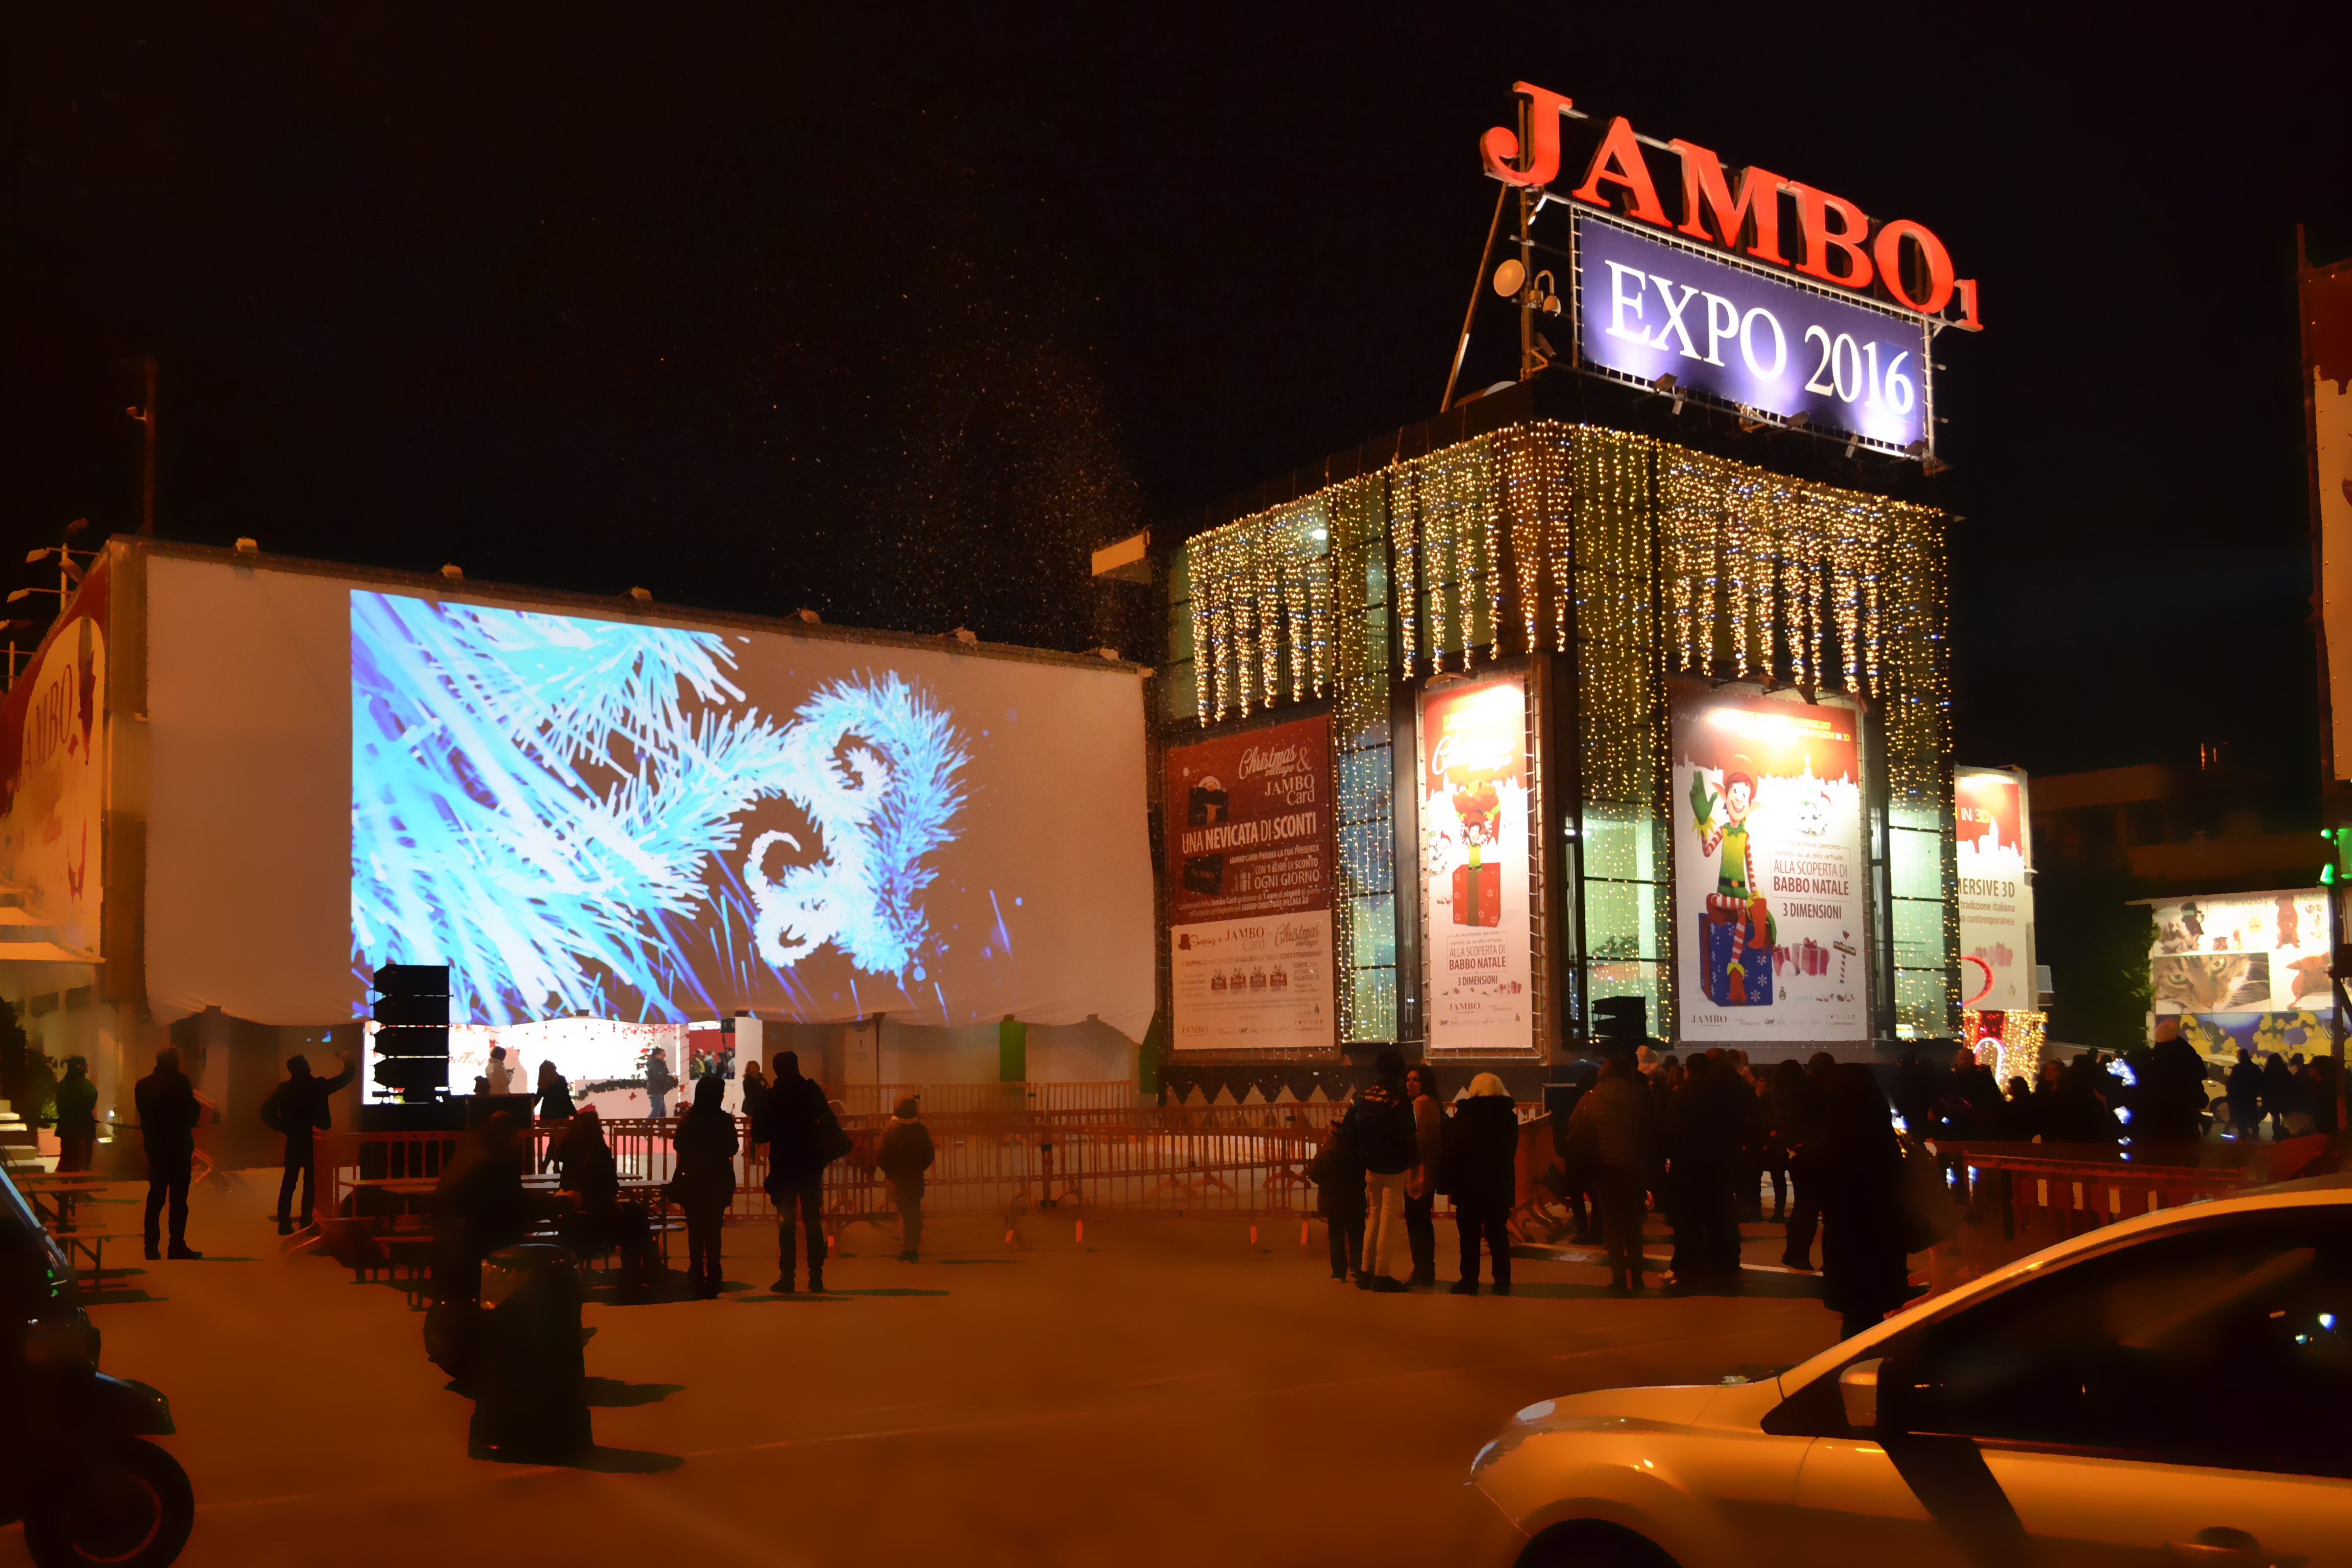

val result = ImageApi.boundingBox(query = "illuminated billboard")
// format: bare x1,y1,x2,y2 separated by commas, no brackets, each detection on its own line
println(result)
1955,767,2033,1009
1164,715,1336,1052
1420,675,1534,1053
2147,888,2331,1068
1670,684,1866,1043
1576,213,1931,453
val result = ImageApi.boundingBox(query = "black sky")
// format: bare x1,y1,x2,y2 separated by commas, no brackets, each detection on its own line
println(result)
7,5,2351,807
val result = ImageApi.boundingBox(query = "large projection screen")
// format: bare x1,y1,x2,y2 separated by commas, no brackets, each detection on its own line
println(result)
147,555,1154,1038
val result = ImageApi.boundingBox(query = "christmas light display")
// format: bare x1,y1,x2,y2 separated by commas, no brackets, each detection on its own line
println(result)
1175,420,1953,1042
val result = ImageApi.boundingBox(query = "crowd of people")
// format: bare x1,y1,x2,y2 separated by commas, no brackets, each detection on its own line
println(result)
1308,1029,2345,1334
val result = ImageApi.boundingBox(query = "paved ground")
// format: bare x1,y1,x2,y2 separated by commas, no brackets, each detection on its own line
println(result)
11,1170,1849,1568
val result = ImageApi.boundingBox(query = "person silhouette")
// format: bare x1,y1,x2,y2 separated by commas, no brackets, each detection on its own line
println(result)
134,1047,203,1260
262,1049,357,1235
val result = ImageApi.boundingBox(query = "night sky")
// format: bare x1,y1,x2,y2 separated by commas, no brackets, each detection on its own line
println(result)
7,6,2350,808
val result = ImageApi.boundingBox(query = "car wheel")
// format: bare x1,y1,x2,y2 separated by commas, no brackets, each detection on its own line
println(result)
23,1438,195,1568
1517,1520,1678,1568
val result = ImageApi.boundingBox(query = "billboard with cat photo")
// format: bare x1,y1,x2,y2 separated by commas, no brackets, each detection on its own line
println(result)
2147,888,2331,1021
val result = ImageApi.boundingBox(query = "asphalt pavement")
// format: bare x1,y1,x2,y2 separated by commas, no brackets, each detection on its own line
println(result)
13,1170,1846,1567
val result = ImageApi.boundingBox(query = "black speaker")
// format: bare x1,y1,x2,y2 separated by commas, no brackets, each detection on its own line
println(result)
1594,995,1647,1042
371,962,452,1104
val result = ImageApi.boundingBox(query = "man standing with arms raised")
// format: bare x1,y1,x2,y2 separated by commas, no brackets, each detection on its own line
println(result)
262,1048,357,1236
135,1045,203,1260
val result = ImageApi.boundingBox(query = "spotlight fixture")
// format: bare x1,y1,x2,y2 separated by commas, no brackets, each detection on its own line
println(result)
951,626,977,645
1491,258,1526,298
440,564,463,581
1786,412,1809,431
796,608,821,624
235,537,258,554
1843,435,1859,458
628,586,652,603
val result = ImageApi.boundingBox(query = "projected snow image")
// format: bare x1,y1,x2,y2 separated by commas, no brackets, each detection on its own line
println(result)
351,592,969,1022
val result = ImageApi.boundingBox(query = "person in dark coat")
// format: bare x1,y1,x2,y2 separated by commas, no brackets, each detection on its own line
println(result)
1446,1073,1519,1295
431,1111,531,1308
644,1046,677,1119
551,1107,654,1299
1816,1063,1910,1340
1564,1049,1662,1295
1664,1052,1744,1291
754,1050,846,1292
134,1045,203,1260
2138,1035,2209,1145
261,1049,357,1235
2225,1047,2265,1139
1312,1114,1367,1282
1776,1056,1829,1269
52,1056,97,1174
739,1060,769,1124
670,1074,739,1298
2262,1052,2297,1140
1401,1064,1445,1286
876,1097,936,1262
1339,1050,1417,1292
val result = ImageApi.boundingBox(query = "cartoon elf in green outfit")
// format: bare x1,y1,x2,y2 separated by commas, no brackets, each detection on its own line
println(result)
1689,758,1776,1003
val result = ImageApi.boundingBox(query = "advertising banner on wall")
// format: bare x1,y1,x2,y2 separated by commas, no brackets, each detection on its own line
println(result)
1420,677,1533,1052
2148,888,2332,1069
1164,715,1335,1052
1955,768,2033,1010
0,556,110,965
1670,684,1866,1043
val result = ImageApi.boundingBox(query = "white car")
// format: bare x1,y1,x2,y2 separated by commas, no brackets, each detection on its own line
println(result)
1464,1175,2352,1566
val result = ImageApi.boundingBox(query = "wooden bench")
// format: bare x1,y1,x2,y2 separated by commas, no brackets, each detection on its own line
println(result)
46,1227,142,1289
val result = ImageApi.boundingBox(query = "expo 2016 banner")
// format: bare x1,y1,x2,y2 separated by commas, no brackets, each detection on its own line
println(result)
1421,677,1533,1052
1164,715,1335,1051
1671,684,1865,1043
1956,768,2033,1010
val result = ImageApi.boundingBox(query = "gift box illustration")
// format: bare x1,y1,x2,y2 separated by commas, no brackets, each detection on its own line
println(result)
1451,861,1501,927
1695,912,1775,1008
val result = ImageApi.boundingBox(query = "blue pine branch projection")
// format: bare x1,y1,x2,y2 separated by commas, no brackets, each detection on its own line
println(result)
351,592,969,1022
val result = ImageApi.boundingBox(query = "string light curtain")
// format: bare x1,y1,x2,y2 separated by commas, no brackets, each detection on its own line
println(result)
1172,419,1954,1039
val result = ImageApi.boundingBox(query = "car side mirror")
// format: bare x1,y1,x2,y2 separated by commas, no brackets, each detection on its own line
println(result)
1839,1358,1881,1431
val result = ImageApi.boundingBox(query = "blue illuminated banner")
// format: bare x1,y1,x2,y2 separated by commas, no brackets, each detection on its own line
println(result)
1575,212,1932,454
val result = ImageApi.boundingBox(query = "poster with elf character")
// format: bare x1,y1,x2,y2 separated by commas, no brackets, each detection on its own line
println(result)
1670,683,1867,1043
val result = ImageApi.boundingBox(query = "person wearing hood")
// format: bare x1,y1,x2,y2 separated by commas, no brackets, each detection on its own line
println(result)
261,1048,357,1235
1445,1073,1519,1295
670,1073,740,1298
876,1097,936,1262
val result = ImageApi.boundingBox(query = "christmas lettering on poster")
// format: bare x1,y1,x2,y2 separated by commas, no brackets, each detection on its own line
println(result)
1420,677,1534,1051
1670,684,1866,1042
1164,715,1336,1051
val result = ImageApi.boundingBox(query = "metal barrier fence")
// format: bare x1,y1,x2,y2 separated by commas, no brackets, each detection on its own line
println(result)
1922,1135,2334,1295
316,1090,1366,1232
